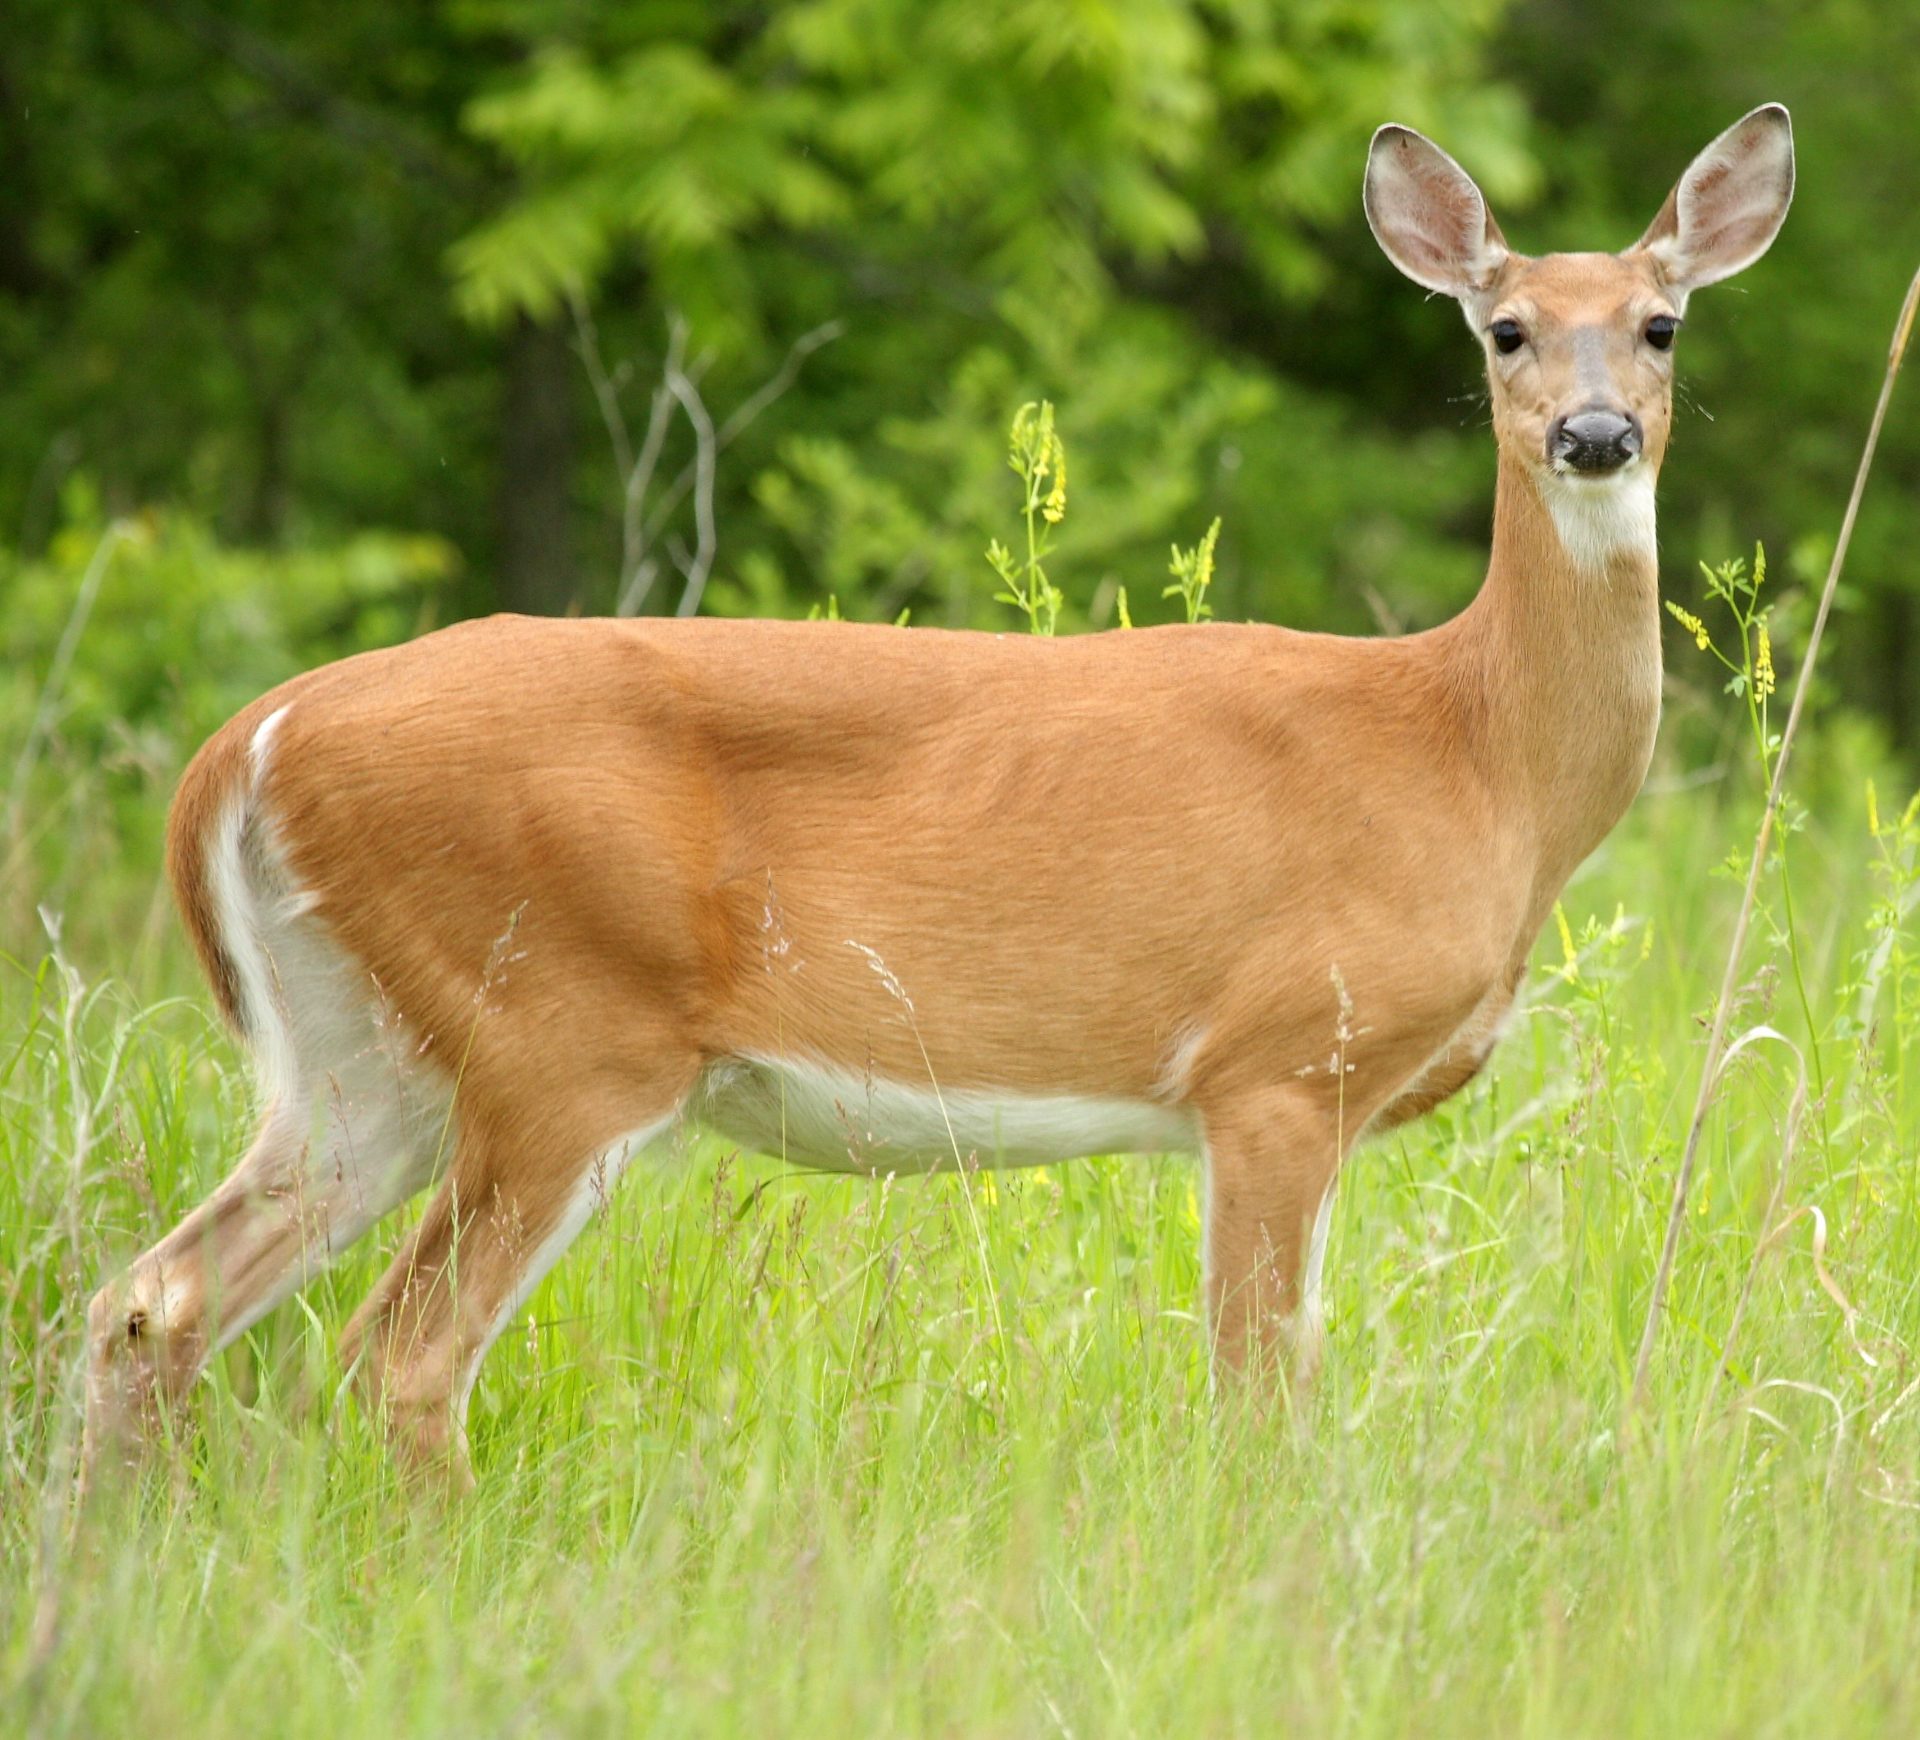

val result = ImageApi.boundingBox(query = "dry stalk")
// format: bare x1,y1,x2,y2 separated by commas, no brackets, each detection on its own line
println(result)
1628,261,1920,1424
568,301,841,619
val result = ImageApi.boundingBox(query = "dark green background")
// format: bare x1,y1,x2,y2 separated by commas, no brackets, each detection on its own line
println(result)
4,1,1916,755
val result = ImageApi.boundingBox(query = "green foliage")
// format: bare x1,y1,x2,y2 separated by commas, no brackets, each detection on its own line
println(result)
2,487,453,962
452,39,848,343
0,3,503,572
0,0,1558,642
4,489,453,759
7,0,1919,732
452,1,1535,341
978,403,1227,636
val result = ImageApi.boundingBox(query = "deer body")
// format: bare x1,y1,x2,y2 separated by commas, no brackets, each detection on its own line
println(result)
84,106,1795,1486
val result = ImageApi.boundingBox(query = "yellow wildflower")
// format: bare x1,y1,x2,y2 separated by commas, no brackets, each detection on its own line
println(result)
1755,618,1776,701
1553,903,1579,982
1042,434,1067,525
1664,599,1710,651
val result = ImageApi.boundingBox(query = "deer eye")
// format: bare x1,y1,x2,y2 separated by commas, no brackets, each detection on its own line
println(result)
1489,319,1526,355
1645,314,1679,351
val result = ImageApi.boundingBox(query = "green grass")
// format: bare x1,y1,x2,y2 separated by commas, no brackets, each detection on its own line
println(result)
8,710,1920,1736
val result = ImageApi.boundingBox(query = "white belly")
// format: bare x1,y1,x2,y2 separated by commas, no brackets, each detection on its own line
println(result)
694,1053,1199,1174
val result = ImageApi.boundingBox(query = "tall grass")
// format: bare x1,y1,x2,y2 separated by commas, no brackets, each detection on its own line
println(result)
7,695,1920,1732
9,306,1920,1731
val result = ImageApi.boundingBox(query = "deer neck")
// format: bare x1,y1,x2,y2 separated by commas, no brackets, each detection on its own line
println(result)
1449,450,1664,904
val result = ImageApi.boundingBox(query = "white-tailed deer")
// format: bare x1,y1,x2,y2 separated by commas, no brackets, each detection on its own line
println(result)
85,107,1795,1486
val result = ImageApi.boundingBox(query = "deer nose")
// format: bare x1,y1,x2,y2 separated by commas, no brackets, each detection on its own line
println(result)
1547,408,1642,475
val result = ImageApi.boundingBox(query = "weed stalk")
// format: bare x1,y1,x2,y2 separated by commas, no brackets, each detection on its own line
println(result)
1628,260,1920,1425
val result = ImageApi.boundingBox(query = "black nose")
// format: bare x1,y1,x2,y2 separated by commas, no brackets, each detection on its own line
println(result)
1547,408,1643,474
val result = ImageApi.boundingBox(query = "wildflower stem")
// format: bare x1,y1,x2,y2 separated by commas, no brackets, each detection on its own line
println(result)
1024,458,1042,617
1738,596,1830,1142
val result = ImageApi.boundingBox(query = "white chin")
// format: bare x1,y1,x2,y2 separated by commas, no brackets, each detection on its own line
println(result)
1540,464,1657,573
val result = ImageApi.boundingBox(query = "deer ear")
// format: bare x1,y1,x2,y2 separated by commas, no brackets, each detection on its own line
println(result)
1365,125,1508,300
1637,104,1794,294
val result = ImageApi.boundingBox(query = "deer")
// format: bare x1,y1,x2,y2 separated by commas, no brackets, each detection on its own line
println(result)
82,106,1796,1490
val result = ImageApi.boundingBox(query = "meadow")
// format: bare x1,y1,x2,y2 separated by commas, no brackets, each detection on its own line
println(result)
9,0,1920,1729
7,575,1920,1736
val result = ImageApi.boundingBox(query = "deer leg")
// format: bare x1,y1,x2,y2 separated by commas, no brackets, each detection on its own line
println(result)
83,1078,440,1485
339,1100,680,1488
1199,1085,1349,1388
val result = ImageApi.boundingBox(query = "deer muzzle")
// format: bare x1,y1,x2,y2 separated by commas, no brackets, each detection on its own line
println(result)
1548,407,1643,475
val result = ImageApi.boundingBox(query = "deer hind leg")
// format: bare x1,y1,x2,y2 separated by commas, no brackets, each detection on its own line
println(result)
82,963,450,1482
1199,1084,1351,1390
339,1091,686,1488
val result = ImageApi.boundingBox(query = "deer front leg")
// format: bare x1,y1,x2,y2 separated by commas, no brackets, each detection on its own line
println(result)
1199,1085,1348,1388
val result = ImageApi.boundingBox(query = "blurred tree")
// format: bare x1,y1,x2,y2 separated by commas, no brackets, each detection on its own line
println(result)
0,2,571,614
452,0,1537,630
3,0,1916,738
0,0,1535,633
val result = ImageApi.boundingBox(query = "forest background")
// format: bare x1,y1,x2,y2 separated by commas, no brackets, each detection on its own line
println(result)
8,2,1920,951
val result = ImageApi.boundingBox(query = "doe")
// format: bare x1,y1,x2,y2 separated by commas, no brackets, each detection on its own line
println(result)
85,107,1795,1486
